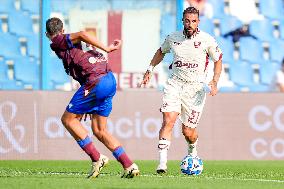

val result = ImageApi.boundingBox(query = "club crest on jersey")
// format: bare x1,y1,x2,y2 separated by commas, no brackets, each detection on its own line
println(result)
89,57,97,64
194,41,201,48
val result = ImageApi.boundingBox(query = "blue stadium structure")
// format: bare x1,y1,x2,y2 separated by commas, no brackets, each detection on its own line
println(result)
0,0,284,92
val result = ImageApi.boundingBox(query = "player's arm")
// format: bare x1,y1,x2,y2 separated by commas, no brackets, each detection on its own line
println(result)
69,31,121,53
209,58,222,96
207,36,223,96
140,48,165,87
276,73,284,92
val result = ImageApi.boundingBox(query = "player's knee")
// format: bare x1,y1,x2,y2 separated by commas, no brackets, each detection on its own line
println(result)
61,112,75,127
61,114,69,127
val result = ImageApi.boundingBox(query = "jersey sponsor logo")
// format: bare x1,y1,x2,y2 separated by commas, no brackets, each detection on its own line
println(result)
194,41,201,48
88,56,107,64
174,61,198,69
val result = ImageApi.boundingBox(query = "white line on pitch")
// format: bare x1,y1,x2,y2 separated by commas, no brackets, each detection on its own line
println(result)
2,171,284,183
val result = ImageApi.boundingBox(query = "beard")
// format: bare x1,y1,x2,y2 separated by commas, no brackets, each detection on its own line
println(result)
183,27,196,38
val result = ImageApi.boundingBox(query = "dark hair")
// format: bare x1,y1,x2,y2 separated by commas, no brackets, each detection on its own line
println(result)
183,6,199,19
46,17,63,36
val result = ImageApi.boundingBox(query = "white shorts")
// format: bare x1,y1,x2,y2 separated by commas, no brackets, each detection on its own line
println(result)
160,77,206,128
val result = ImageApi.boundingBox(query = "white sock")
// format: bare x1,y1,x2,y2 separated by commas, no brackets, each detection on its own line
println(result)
158,138,171,167
188,139,198,157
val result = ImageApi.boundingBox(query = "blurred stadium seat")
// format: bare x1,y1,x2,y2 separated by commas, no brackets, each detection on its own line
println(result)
228,60,272,92
14,57,39,89
51,0,81,15
0,32,22,58
258,0,284,20
199,16,215,36
21,0,39,14
248,84,271,92
218,16,243,36
239,37,264,64
48,57,71,89
269,39,284,62
8,10,34,37
0,59,9,83
228,0,264,24
229,60,255,87
111,0,134,10
249,19,275,42
0,19,3,32
259,61,280,85
219,85,241,92
216,36,235,64
207,0,225,18
134,0,163,9
27,35,39,58
110,0,164,10
160,13,176,41
81,0,111,10
279,20,284,40
0,0,16,14
0,80,24,90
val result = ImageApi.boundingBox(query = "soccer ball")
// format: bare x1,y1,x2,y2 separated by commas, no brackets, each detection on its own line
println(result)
180,155,203,175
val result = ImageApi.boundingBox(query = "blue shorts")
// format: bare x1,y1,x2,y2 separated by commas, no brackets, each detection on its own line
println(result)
66,72,116,117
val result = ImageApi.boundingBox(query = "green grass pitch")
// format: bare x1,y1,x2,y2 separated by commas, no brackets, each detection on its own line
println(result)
0,160,284,189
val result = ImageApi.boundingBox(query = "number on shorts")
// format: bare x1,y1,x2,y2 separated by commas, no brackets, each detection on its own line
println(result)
188,110,200,124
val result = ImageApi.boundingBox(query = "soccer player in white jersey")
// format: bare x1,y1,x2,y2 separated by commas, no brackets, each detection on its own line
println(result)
141,7,223,174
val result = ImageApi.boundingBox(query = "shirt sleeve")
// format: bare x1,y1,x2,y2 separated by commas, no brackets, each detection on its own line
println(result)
207,36,223,62
160,35,171,54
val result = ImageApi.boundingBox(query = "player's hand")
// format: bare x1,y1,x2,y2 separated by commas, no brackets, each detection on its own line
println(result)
108,39,122,52
208,80,218,96
139,70,152,87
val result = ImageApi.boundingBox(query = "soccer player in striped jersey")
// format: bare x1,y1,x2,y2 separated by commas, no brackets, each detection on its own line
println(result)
46,17,139,179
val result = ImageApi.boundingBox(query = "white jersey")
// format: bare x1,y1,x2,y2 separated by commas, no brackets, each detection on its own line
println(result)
276,70,284,85
161,30,222,83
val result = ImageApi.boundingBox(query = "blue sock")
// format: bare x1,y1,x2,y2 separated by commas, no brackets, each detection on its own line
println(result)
112,146,125,160
77,136,92,148
112,146,133,168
